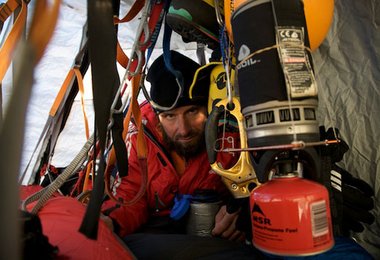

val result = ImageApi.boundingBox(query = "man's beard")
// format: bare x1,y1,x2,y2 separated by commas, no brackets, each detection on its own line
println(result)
161,127,206,159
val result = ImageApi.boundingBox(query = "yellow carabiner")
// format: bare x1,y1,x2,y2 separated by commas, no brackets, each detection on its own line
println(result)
205,97,260,198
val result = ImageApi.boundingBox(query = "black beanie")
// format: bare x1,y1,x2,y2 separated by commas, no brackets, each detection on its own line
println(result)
147,51,209,112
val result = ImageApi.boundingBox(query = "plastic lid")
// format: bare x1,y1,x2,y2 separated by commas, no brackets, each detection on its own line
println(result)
170,194,192,220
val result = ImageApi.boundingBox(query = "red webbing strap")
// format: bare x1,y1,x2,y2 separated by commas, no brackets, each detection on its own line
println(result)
0,0,26,82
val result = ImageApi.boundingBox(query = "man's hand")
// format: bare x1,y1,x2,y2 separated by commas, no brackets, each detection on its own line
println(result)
212,205,244,241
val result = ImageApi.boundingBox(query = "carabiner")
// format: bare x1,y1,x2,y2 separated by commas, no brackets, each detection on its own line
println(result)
205,97,260,198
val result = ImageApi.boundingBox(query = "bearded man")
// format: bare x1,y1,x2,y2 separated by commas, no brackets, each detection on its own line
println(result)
101,51,262,259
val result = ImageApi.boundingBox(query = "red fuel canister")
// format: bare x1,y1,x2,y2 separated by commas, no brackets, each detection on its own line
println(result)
250,175,334,256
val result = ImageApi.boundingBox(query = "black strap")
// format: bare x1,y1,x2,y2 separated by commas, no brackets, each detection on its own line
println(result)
79,0,123,239
109,0,128,177
111,104,129,177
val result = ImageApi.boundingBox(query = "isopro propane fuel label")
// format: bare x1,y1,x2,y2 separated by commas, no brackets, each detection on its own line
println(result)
251,199,333,254
251,202,301,246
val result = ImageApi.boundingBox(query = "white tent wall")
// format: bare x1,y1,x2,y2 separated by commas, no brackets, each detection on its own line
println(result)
1,0,379,258
2,0,200,180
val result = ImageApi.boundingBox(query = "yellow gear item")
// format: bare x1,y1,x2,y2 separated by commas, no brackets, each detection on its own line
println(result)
208,64,236,113
189,61,220,107
188,61,237,114
224,0,334,51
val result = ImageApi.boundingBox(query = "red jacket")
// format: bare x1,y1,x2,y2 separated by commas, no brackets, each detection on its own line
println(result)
102,102,233,237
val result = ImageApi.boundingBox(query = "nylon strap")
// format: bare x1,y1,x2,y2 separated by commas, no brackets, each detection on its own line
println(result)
116,41,129,68
80,0,126,239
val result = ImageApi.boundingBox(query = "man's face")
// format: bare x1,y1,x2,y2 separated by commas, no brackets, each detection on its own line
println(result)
158,105,208,159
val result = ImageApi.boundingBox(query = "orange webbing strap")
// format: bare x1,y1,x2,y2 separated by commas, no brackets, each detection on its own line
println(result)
0,0,26,82
114,0,164,70
49,69,73,116
117,0,165,77
49,67,90,139
129,74,148,202
28,0,61,64
73,67,90,140
0,0,21,22
82,160,93,192
113,0,145,24
114,0,145,68
131,75,147,159
116,41,129,68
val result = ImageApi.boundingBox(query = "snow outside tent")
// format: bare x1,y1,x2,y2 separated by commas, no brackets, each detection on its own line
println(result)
1,0,379,258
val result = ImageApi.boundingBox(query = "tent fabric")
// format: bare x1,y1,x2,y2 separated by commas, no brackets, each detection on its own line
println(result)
1,0,379,258
312,0,380,257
